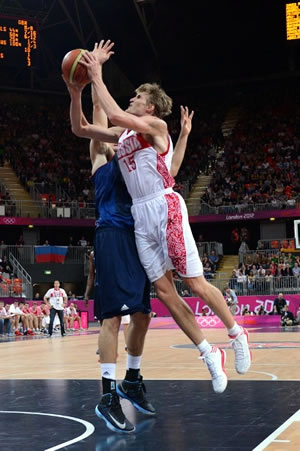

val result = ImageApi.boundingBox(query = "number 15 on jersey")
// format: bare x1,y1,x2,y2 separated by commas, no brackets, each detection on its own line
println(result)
123,155,136,172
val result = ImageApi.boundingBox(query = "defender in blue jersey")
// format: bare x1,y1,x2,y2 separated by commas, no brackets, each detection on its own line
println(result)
92,154,151,320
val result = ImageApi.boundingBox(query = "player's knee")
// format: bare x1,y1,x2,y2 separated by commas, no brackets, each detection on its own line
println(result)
185,276,210,299
130,312,151,330
155,285,173,304
102,316,121,334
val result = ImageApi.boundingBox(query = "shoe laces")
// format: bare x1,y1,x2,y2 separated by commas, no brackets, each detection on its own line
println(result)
230,330,246,361
104,393,122,413
125,376,146,393
200,348,221,379
137,376,146,393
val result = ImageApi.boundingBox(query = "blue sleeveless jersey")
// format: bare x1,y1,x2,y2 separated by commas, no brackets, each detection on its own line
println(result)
92,154,134,229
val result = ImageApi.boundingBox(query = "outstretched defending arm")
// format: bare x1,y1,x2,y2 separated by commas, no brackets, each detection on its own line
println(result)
170,106,194,177
89,82,115,170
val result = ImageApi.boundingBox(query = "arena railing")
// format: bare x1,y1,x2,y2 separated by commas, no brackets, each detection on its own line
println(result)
219,275,300,296
9,252,33,299
2,245,92,265
5,195,300,219
0,199,96,219
196,241,223,257
187,199,300,216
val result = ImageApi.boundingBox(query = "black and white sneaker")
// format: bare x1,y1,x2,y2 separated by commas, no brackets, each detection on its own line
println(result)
117,376,156,416
95,391,135,433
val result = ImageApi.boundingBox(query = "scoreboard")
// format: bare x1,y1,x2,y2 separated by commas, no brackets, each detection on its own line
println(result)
0,15,38,67
286,2,300,40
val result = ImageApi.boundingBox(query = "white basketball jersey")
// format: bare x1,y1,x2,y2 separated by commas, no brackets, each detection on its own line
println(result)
117,130,174,200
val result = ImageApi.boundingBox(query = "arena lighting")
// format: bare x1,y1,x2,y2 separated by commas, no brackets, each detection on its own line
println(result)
44,270,52,275
28,224,34,228
269,217,276,221
286,2,300,40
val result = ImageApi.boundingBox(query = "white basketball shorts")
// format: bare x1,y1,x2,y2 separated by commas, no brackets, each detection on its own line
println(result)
131,189,203,282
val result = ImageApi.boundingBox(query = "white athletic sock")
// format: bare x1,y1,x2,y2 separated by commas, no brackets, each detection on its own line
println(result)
197,339,212,356
101,363,116,380
227,322,241,337
126,354,142,370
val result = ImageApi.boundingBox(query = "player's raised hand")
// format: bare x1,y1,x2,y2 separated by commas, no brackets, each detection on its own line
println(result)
180,106,194,137
80,51,101,81
92,39,115,65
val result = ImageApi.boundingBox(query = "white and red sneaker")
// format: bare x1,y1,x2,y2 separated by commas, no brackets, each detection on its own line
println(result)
229,327,251,374
201,346,227,394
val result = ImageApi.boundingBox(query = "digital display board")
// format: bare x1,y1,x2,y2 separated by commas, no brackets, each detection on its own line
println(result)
286,2,300,40
0,15,38,67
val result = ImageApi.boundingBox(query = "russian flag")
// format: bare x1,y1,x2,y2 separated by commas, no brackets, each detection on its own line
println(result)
35,246,68,263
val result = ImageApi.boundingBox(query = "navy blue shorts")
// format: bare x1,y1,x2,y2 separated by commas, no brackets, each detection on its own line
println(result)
94,227,151,320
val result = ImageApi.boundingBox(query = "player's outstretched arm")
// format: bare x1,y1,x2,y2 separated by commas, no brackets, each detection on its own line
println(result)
90,83,115,170
62,75,119,143
170,106,194,177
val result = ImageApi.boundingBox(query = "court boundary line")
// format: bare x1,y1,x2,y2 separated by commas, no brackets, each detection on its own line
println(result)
0,411,95,451
0,378,288,382
252,409,300,450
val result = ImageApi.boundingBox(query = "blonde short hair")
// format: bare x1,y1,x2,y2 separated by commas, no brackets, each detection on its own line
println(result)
136,83,172,118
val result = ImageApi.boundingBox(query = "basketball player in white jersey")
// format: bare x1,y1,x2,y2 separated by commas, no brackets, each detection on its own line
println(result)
72,41,251,394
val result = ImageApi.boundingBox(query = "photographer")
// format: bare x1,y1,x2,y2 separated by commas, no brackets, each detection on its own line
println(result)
224,287,238,315
280,304,295,327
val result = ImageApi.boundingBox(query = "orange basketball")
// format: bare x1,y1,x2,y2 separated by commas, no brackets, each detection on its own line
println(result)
61,49,90,86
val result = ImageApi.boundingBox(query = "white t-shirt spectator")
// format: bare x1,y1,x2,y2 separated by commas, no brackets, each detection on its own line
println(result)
44,288,67,310
292,266,300,277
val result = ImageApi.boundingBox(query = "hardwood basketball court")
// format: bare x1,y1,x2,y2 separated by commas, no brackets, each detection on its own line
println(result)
0,322,300,450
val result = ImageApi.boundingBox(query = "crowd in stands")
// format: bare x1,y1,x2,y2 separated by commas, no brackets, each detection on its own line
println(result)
3,83,300,216
201,97,300,212
0,92,226,207
2,81,300,218
229,248,300,295
1,99,93,206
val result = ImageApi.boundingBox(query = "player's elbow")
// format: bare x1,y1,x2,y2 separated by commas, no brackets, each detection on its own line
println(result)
71,124,84,137
109,112,124,126
72,124,89,138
